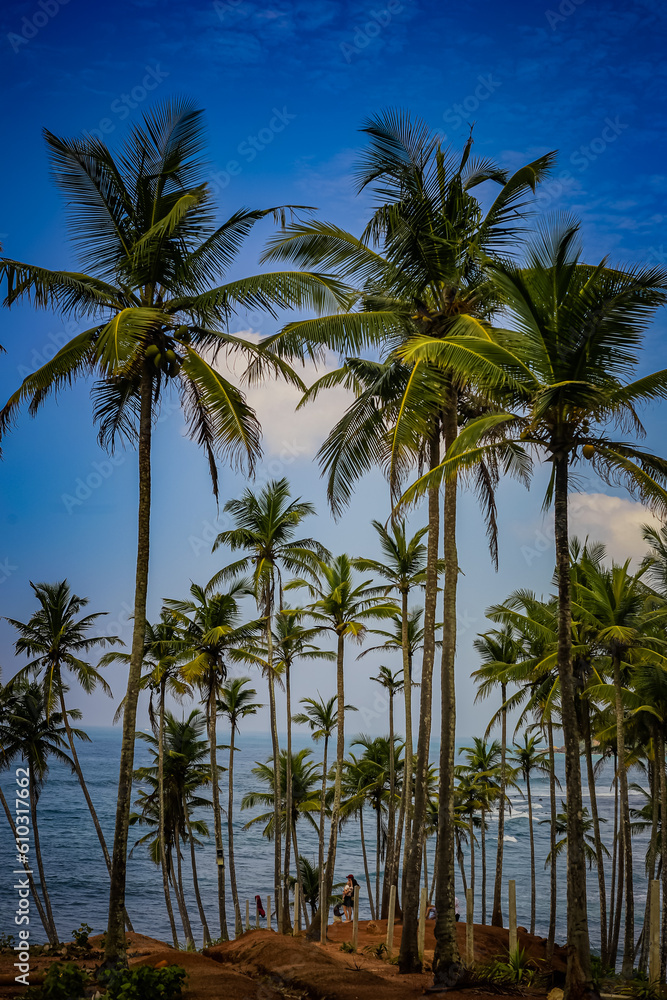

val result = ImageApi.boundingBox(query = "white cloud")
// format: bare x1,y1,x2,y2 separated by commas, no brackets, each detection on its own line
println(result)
212,329,354,458
568,492,660,564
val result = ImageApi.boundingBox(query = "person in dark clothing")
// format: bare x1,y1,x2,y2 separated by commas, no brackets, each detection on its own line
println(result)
342,874,359,921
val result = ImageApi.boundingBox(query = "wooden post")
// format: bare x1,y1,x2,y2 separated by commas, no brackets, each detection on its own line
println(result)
352,884,360,951
245,898,250,931
267,895,272,932
293,883,299,936
466,887,474,965
418,886,428,962
320,878,327,945
508,879,517,954
386,884,397,957
256,898,260,930
649,879,660,983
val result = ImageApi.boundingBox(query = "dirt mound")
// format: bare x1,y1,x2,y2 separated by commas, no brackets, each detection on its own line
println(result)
132,948,264,999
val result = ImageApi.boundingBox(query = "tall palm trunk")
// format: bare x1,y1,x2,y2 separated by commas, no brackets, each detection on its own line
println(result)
283,661,294,931
610,811,624,968
360,807,376,920
612,652,634,976
0,786,52,942
456,829,468,898
382,685,396,916
174,819,195,947
399,432,440,973
491,682,507,926
481,806,487,924
638,749,658,973
469,814,475,899
581,699,607,963
607,753,619,964
158,682,178,948
553,455,594,998
376,801,382,915
186,812,211,946
308,631,346,941
658,728,667,981
208,684,228,940
105,367,152,966
318,734,329,878
547,720,558,956
388,587,412,914
526,770,536,936
264,604,282,931
227,725,242,935
423,839,429,890
432,393,462,988
291,820,309,928
56,682,134,932
29,771,58,944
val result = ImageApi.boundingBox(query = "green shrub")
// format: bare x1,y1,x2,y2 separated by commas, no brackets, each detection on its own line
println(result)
339,941,356,954
71,924,93,949
98,963,187,1000
25,961,90,1000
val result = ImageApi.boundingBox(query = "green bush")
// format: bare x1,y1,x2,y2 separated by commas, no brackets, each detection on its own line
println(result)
339,941,356,954
71,923,93,949
98,963,187,1000
25,961,90,1000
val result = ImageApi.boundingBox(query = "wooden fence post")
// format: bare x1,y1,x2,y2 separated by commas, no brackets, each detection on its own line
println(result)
466,887,474,965
267,895,272,932
386,884,397,957
508,879,517,954
245,899,250,932
352,884,360,951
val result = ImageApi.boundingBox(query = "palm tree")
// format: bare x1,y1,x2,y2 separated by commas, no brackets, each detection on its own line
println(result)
458,737,502,924
287,554,398,938
410,220,667,995
165,580,260,940
132,709,212,946
293,694,356,878
0,682,83,945
5,580,123,916
217,677,261,935
211,477,328,927
260,113,554,981
353,520,430,907
512,733,550,935
0,100,346,966
370,665,403,908
472,627,520,927
543,801,610,871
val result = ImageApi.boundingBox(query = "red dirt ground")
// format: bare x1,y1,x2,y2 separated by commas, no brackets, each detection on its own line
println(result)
0,921,568,999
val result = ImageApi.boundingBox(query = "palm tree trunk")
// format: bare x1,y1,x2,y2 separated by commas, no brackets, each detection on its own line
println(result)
382,687,396,917
185,814,211,946
491,682,507,926
430,841,439,901
174,820,195,948
456,829,468,898
30,771,58,944
227,726,242,936
658,728,667,982
399,432,440,974
376,803,382,916
433,394,462,988
360,806,376,921
104,367,152,967
423,838,429,890
308,631,345,941
582,699,607,963
265,604,282,932
553,454,594,998
319,734,328,879
610,812,624,969
57,684,134,933
0,785,53,943
158,683,179,948
481,806,487,924
283,661,293,931
526,771,536,936
208,684,228,940
547,720,558,956
638,749,658,973
608,753,619,962
612,652,634,976
292,821,309,928
393,588,412,896
469,814,475,899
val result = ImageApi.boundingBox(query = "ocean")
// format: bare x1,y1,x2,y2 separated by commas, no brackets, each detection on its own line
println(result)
0,728,650,953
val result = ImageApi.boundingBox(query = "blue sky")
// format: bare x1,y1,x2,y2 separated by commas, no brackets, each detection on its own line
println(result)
1,0,666,738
